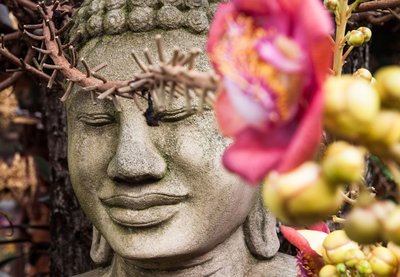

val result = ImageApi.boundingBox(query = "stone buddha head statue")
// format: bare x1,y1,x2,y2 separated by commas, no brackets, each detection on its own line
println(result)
66,0,296,276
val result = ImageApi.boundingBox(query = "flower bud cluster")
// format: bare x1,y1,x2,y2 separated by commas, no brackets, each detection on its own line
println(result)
324,67,400,163
346,27,372,47
319,231,399,277
344,201,397,244
262,162,345,225
262,141,366,226
324,0,338,11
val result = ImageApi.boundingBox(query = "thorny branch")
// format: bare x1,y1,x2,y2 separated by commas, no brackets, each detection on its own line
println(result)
351,0,400,25
0,0,219,116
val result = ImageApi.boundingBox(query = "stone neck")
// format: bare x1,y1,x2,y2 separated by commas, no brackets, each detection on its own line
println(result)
108,226,256,277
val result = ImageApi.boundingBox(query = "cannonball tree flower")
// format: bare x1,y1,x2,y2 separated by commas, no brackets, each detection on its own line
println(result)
207,0,333,184
280,223,330,276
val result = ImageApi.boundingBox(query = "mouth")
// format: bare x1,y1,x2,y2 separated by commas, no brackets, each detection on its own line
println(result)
100,193,188,227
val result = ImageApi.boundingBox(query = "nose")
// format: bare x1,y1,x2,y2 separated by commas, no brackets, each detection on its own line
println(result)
107,110,167,183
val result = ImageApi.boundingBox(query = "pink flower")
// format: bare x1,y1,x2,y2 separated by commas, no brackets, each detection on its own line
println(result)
207,0,333,184
281,223,330,276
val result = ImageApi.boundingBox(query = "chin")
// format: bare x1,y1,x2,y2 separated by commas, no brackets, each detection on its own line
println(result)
104,217,223,263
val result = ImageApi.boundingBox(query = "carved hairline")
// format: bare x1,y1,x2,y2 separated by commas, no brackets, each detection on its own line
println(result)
70,0,223,45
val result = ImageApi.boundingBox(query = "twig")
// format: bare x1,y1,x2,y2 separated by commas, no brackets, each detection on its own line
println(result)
332,215,347,224
341,192,357,205
355,0,400,12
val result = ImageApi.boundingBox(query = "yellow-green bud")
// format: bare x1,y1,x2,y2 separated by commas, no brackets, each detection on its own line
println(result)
319,264,338,277
346,30,365,47
336,263,346,274
353,68,373,82
369,246,398,276
344,206,381,244
324,76,380,139
387,241,400,262
322,230,359,264
262,162,343,226
375,66,400,109
324,0,338,11
383,207,400,245
322,141,365,185
356,260,373,275
344,249,366,268
358,27,372,42
370,200,397,221
364,110,400,147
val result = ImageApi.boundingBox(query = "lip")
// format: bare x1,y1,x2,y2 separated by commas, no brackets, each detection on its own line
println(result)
100,193,188,227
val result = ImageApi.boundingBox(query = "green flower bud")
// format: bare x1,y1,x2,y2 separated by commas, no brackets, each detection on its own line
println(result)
322,141,365,185
344,249,366,268
364,110,400,147
369,246,398,276
324,76,380,140
262,162,343,226
322,230,359,264
358,27,372,42
344,206,381,244
375,66,400,109
353,68,373,82
356,260,373,275
383,207,400,245
346,30,365,47
324,0,338,11
319,264,338,277
345,201,396,245
336,263,347,274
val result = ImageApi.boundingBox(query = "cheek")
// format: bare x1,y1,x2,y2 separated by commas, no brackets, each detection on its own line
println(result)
171,118,257,226
68,123,118,193
172,115,231,171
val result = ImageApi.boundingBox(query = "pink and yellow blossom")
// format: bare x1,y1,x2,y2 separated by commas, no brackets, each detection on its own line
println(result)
207,0,333,184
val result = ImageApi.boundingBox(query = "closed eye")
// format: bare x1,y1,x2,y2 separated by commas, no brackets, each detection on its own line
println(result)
78,113,116,127
157,107,211,123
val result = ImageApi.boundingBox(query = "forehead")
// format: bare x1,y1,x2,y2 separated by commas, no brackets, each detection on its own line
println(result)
67,30,211,111
78,30,210,80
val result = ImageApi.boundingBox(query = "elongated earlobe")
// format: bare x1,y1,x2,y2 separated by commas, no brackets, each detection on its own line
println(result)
243,197,280,259
90,226,114,265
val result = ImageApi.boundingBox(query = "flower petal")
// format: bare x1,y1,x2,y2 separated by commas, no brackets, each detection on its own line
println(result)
281,226,327,257
277,89,323,173
309,222,330,234
207,3,237,72
222,125,294,184
233,0,280,15
214,89,248,137
257,40,304,73
224,78,270,128
309,36,334,85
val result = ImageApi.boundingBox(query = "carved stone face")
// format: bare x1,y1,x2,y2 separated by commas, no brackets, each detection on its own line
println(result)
66,30,258,261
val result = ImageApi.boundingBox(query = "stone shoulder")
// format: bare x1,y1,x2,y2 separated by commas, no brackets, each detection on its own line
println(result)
73,266,110,277
246,252,297,277
73,253,297,277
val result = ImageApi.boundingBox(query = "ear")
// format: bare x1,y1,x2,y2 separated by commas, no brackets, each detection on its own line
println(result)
90,226,114,265
243,196,280,259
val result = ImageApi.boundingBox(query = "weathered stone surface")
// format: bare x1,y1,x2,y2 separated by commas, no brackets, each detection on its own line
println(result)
66,6,296,277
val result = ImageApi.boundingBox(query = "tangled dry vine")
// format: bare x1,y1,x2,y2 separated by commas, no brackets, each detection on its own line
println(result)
0,0,220,116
